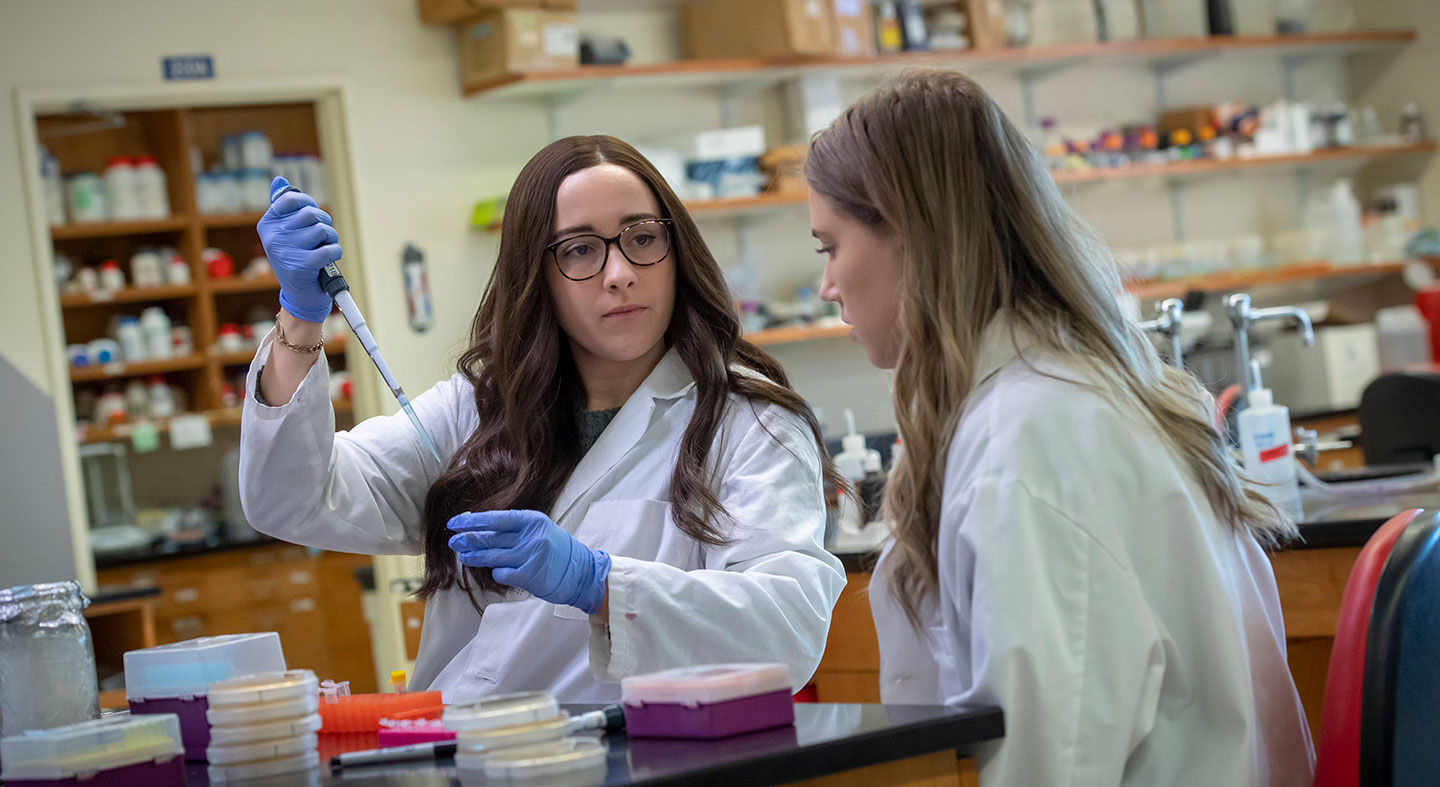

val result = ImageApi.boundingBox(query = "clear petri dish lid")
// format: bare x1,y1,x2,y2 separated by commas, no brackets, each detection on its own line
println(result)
207,749,320,784
207,693,320,727
442,691,559,733
207,713,323,746
206,732,317,765
483,738,606,780
207,669,318,707
455,713,571,754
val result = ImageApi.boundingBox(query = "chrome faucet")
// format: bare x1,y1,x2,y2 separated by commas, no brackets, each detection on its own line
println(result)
1138,298,1186,367
1225,293,1315,394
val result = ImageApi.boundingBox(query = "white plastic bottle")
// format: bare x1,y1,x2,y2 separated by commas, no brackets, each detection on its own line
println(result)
103,156,140,220
116,317,147,362
140,307,173,360
1238,385,1303,522
833,409,873,541
1329,178,1365,265
147,375,176,418
132,156,170,218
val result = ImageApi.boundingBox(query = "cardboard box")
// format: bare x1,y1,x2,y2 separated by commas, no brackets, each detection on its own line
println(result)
832,0,876,57
457,8,579,89
680,0,836,60
419,0,576,27
963,0,1007,51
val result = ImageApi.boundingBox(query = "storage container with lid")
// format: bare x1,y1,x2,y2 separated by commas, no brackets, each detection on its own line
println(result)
442,691,560,733
620,663,793,739
0,712,184,787
124,632,285,760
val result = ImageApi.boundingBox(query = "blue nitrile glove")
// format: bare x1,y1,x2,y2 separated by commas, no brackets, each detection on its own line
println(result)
448,510,611,615
256,177,341,323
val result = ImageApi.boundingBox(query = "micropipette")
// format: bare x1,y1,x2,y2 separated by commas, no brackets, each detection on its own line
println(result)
270,186,444,465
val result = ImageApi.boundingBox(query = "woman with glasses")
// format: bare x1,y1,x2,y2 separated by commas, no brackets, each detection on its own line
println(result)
240,137,846,701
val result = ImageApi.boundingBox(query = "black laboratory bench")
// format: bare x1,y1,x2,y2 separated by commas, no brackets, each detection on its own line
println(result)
181,703,1002,786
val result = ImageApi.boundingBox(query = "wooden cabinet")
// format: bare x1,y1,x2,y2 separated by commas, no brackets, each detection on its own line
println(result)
97,543,377,695
812,573,881,703
816,549,1361,740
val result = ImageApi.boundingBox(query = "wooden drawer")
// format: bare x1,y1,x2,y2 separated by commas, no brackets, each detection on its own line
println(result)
818,573,880,673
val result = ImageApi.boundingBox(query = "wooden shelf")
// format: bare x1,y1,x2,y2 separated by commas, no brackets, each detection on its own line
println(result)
60,284,197,308
70,355,206,382
1126,260,1410,300
213,338,344,367
1054,142,1438,184
465,30,1416,99
200,211,265,228
688,192,810,217
741,262,1415,347
745,323,851,346
480,144,1435,231
50,216,189,240
77,402,354,444
209,275,280,294
481,191,810,231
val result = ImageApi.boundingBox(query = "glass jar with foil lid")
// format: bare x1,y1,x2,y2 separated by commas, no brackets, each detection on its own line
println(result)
0,581,100,736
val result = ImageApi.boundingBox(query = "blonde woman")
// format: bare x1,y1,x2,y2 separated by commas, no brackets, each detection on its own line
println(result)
805,69,1314,786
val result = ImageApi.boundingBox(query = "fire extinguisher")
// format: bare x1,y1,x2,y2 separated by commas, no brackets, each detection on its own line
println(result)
402,243,433,333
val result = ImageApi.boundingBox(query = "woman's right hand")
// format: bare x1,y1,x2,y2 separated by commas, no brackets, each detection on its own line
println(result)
257,176,342,324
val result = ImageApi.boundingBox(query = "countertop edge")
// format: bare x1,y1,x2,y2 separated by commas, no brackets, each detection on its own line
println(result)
624,706,1004,787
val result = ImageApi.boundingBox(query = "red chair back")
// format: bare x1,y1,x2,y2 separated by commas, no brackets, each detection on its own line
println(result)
1313,509,1422,787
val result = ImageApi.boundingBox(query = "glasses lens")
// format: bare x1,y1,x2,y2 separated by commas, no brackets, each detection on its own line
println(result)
620,222,671,265
554,235,605,279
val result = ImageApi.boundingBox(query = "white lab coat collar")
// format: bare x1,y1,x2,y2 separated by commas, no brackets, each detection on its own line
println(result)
550,347,694,520
971,310,1038,388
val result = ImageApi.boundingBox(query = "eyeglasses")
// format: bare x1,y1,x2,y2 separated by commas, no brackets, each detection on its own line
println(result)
546,219,674,282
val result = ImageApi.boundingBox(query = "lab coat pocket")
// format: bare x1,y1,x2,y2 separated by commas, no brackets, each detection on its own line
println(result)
553,498,670,621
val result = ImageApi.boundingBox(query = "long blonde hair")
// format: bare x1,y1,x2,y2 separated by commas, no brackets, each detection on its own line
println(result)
805,69,1294,629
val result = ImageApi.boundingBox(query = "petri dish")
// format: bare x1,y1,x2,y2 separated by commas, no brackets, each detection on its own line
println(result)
206,731,317,765
456,714,571,755
207,749,320,783
483,738,606,781
206,693,320,727
442,691,559,733
207,670,319,707
207,713,323,746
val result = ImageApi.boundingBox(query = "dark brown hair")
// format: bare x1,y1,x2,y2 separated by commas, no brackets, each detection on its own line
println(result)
418,135,842,602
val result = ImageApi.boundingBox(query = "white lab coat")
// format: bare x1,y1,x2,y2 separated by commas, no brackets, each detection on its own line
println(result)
239,337,845,702
870,315,1315,786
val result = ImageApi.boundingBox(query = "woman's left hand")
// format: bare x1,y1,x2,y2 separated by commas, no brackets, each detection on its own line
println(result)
448,510,611,615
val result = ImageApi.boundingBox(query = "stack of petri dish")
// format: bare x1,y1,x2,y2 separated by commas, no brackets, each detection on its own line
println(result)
443,692,569,771
204,669,322,783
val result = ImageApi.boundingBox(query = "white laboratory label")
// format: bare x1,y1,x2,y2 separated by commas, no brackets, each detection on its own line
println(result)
169,414,213,450
542,24,578,57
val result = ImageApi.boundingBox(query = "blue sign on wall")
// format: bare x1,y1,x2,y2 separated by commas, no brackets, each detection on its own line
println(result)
163,55,214,81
